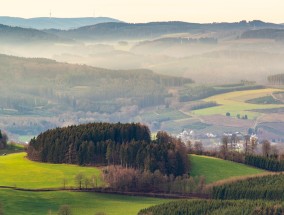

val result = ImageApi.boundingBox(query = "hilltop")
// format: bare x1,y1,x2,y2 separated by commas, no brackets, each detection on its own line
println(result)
47,20,284,41
0,16,121,30
0,24,71,43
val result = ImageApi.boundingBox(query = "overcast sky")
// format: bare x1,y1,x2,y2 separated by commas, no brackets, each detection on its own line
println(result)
1,0,283,23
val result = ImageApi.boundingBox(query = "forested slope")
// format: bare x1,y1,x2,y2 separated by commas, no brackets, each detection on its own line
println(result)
212,174,284,200
139,200,284,215
0,54,192,114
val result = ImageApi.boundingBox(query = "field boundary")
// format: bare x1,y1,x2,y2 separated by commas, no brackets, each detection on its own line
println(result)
0,186,210,199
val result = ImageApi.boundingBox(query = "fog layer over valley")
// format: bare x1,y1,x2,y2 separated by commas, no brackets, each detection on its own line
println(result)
1,20,284,84
1,19,284,143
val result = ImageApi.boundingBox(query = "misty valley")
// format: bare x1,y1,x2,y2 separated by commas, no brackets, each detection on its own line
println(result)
1,16,284,215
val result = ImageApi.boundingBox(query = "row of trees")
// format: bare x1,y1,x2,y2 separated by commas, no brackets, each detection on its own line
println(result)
212,174,284,200
189,133,284,171
27,123,189,176
245,155,284,171
102,165,204,194
267,73,284,85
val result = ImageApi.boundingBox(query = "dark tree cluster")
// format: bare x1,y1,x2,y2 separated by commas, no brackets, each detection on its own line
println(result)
189,101,218,111
0,130,8,149
242,29,284,41
268,73,284,85
245,155,284,172
212,174,284,201
27,123,189,176
139,200,284,215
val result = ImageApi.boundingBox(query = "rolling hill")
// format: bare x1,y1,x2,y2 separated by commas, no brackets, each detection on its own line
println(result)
47,20,284,41
190,154,265,183
0,24,71,44
0,152,102,189
0,54,192,137
241,29,284,41
0,16,121,30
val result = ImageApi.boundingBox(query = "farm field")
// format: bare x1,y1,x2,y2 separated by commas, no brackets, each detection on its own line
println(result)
137,108,190,122
190,155,265,183
0,189,169,215
0,153,101,189
161,118,210,133
192,88,284,119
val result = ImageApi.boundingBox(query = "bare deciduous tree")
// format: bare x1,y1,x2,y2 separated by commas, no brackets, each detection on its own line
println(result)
261,140,271,158
194,141,203,155
74,173,85,190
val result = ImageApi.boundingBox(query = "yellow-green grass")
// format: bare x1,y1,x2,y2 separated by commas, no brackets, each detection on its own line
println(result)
190,154,265,183
0,153,101,189
191,88,284,119
0,189,169,215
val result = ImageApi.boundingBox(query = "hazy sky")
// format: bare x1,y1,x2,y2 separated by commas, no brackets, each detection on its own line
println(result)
1,0,283,23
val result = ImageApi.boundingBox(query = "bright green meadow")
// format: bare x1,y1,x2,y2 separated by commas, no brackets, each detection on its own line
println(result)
190,154,265,183
0,189,168,215
0,152,101,189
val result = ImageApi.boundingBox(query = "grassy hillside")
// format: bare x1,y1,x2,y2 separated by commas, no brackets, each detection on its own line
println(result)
190,155,265,183
0,189,168,215
0,153,101,189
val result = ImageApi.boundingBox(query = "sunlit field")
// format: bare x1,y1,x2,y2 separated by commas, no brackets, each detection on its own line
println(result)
192,88,284,119
0,153,102,189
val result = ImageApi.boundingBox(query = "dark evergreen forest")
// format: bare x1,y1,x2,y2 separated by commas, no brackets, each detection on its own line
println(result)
27,122,189,176
138,200,284,215
212,174,284,200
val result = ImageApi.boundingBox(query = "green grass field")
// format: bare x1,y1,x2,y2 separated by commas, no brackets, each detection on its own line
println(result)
138,109,190,122
192,88,284,119
190,154,265,183
0,153,101,189
0,189,168,215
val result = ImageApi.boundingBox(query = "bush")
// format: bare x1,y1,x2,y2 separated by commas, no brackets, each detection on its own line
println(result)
58,205,72,215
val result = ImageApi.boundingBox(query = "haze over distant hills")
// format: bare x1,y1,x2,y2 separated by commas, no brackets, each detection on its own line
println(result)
47,20,284,41
0,18,284,42
0,24,72,43
1,17,284,142
0,16,121,30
